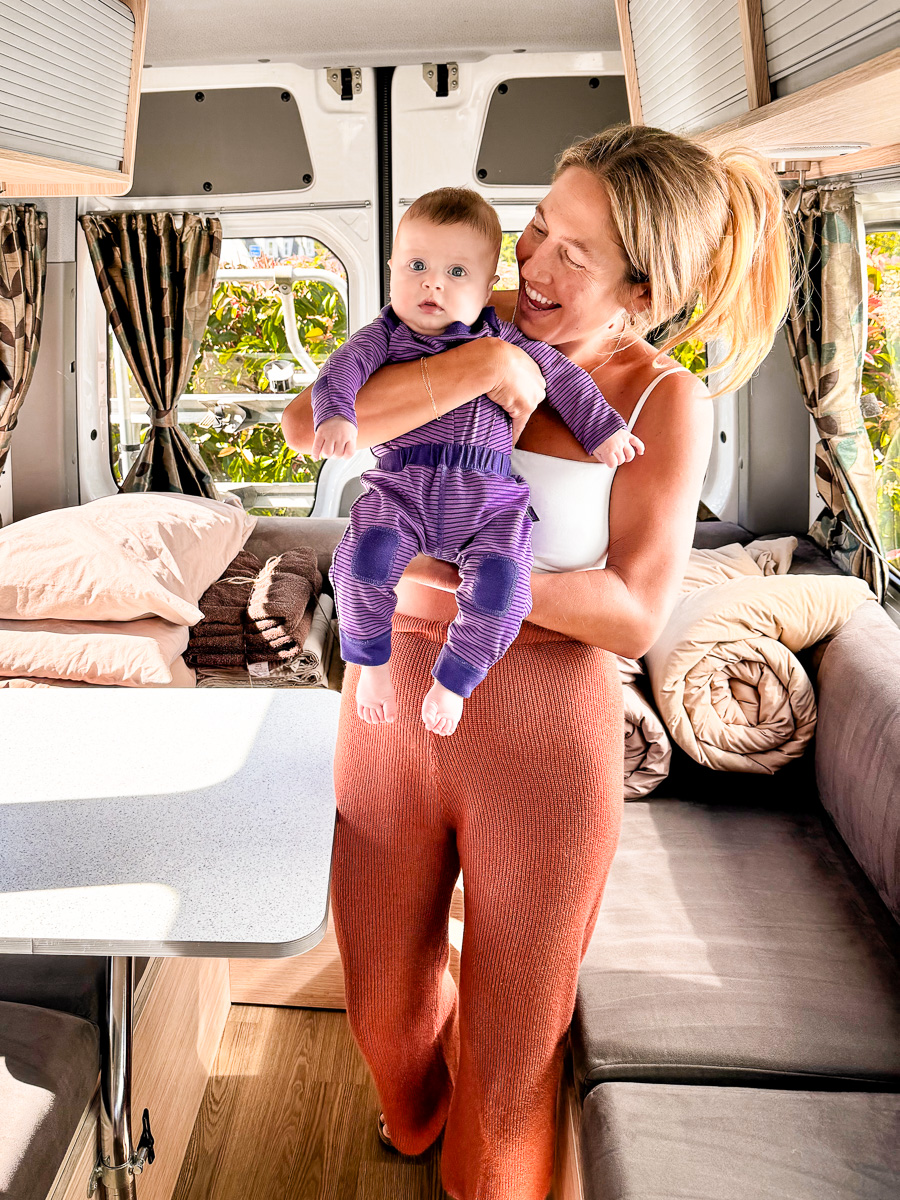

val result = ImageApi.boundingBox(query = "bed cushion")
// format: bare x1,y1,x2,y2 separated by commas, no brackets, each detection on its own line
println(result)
0,494,256,624
0,616,189,686
572,800,900,1094
0,1001,99,1200
580,1082,900,1200
244,516,347,578
815,599,900,923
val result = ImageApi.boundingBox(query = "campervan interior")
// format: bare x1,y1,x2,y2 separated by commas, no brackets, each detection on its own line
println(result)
0,2,899,1199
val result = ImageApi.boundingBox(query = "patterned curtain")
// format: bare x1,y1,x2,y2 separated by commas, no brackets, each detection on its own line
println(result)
79,212,222,496
0,205,48,486
785,185,886,601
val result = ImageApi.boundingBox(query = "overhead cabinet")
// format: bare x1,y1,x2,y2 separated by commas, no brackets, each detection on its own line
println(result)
615,0,900,169
0,0,147,197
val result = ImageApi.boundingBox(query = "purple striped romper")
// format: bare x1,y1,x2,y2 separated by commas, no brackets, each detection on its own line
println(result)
312,304,625,698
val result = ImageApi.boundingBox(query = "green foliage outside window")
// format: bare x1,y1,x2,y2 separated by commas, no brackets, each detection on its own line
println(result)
863,231,900,564
183,248,347,502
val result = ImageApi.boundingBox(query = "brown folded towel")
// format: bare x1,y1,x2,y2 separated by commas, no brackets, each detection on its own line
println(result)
188,548,263,667
245,550,322,664
197,548,263,612
189,651,247,669
189,633,245,652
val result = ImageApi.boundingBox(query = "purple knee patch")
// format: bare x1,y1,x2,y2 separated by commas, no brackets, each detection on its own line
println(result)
350,525,400,584
471,554,518,616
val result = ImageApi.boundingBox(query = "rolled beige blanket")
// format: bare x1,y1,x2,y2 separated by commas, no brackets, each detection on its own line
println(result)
622,681,672,799
643,563,872,773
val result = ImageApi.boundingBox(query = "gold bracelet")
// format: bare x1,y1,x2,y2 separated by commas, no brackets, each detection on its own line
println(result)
421,357,440,421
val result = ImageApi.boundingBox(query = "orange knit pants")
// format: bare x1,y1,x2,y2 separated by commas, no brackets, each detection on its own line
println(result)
330,612,624,1200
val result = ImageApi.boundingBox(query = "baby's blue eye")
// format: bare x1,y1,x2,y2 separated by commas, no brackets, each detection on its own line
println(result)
449,266,466,278
410,260,426,271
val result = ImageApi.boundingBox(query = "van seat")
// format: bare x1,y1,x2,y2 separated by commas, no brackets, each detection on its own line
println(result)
0,1001,98,1200
0,957,151,1026
571,799,900,1095
579,1082,900,1199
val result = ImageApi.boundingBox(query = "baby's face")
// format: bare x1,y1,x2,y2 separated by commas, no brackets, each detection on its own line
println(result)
388,217,499,335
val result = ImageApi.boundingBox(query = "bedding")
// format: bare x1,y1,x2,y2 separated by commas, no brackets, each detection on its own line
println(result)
0,494,256,624
615,655,673,798
643,555,872,772
0,617,190,686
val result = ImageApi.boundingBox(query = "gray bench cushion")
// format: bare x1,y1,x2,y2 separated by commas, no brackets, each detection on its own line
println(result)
0,1001,99,1200
816,599,900,924
580,1082,900,1200
0,957,150,1025
244,516,347,577
572,801,900,1093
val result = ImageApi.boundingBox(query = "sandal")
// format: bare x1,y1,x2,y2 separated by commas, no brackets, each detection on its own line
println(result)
377,1111,396,1151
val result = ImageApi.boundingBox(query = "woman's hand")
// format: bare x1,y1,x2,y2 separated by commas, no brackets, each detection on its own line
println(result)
485,341,547,444
399,555,461,593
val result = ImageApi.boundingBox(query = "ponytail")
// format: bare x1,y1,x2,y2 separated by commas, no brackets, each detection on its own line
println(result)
555,128,794,396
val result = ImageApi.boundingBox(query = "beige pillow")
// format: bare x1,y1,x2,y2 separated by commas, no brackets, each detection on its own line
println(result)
0,617,190,686
0,666,196,688
0,494,256,624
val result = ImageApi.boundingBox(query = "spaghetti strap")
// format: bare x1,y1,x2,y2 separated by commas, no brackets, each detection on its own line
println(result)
627,366,691,430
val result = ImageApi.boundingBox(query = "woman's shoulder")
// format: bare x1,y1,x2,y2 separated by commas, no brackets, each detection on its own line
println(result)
623,345,710,422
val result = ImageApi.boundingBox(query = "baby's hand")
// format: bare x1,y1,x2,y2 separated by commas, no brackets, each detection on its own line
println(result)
592,428,645,468
313,416,358,460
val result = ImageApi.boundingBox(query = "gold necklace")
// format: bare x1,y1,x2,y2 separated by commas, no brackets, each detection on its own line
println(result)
588,323,630,378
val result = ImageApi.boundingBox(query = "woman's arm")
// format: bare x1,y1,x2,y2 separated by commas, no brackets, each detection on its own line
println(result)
527,375,713,658
280,291,530,454
282,340,497,453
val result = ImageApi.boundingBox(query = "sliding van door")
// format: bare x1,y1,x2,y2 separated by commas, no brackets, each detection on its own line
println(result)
77,63,380,514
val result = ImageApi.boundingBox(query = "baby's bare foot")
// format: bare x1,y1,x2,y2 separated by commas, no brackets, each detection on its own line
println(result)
356,663,397,724
421,679,464,736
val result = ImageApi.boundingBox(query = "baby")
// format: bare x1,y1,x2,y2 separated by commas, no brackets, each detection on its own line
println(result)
312,187,642,736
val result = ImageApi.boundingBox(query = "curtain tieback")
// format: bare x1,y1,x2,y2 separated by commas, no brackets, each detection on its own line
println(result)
149,409,179,427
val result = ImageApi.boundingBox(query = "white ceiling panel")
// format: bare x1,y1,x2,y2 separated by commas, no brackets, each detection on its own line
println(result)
142,0,622,69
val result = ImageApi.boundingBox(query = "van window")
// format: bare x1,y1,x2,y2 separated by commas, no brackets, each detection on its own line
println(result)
863,227,900,572
107,235,348,516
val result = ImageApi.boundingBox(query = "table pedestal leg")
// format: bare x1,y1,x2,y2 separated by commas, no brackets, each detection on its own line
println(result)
89,957,154,1198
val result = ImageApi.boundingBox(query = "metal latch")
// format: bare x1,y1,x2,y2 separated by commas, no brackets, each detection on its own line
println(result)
326,67,362,100
423,63,458,96
87,1110,155,1196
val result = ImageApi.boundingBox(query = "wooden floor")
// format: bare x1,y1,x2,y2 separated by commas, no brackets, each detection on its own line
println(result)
171,1004,454,1200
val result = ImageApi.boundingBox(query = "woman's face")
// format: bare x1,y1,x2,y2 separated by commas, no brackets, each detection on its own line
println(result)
514,165,643,350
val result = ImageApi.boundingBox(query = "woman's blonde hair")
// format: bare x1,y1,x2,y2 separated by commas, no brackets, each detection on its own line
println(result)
554,125,793,394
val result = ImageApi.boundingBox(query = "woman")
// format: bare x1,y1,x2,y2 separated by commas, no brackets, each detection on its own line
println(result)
282,125,791,1200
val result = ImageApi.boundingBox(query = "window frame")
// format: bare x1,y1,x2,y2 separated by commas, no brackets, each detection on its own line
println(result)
863,216,900,591
77,208,376,506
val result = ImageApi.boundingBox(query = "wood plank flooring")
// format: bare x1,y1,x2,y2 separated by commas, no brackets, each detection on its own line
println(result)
171,1004,454,1200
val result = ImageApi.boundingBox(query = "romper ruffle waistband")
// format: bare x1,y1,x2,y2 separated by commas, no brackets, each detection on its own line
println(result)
376,442,512,476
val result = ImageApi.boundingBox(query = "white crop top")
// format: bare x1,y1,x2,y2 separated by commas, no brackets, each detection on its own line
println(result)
510,367,688,573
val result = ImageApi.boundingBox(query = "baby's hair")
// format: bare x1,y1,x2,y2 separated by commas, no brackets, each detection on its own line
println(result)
403,187,502,256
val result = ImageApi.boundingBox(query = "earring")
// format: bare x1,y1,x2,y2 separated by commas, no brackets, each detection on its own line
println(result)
628,312,636,327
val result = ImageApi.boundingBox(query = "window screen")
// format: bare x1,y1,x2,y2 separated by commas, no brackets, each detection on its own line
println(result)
475,76,630,186
129,88,314,197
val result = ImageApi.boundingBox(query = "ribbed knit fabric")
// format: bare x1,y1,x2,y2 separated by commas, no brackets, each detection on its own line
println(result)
331,612,624,1200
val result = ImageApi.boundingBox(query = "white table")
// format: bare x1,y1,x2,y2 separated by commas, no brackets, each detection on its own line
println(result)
0,689,341,1198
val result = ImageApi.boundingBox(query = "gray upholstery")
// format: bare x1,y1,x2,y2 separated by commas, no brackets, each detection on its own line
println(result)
692,520,753,549
0,957,150,1026
580,1083,900,1200
572,800,900,1095
816,599,900,923
691,520,843,576
0,1001,99,1200
244,516,347,578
